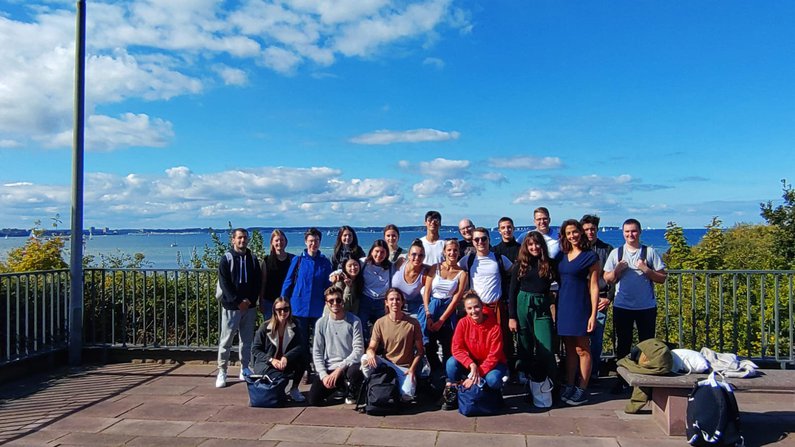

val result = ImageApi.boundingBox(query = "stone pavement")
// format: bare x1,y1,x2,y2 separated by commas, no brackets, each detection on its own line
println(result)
0,362,792,447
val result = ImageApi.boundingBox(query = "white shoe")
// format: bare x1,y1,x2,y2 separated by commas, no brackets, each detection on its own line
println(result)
215,371,227,388
289,388,306,402
239,367,252,381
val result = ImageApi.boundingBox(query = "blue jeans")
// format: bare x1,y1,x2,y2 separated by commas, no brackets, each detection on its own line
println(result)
357,296,385,341
445,356,508,390
294,316,318,374
589,310,607,378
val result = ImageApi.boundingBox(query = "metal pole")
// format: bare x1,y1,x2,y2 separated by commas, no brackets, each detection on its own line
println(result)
69,0,86,366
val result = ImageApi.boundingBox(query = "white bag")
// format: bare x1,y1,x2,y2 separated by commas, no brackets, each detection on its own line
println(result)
529,377,553,408
671,349,710,374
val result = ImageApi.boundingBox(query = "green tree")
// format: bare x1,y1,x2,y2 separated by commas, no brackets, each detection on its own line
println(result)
722,224,781,270
690,217,725,270
0,219,68,272
663,221,691,269
760,179,795,269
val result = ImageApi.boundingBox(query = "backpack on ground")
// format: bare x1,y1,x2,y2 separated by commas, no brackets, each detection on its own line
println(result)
245,371,288,408
457,379,504,417
686,372,744,446
357,364,401,415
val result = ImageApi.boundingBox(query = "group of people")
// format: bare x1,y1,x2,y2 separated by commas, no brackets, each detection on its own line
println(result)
214,207,667,410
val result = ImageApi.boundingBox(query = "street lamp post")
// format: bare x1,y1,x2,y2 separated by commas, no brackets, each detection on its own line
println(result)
69,0,86,366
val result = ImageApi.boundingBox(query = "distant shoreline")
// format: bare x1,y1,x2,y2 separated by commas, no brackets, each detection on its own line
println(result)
1,224,675,238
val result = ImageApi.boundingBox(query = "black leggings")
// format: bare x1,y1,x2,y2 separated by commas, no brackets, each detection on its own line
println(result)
307,363,363,406
613,306,657,360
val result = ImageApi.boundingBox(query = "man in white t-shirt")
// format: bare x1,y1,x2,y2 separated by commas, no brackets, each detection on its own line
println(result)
420,210,445,266
458,227,513,362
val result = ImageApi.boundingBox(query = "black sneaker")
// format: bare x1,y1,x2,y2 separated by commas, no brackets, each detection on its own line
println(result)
610,380,630,395
564,386,588,406
440,386,458,411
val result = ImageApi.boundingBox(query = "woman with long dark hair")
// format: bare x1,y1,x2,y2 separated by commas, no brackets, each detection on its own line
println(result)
356,239,393,339
331,225,365,271
508,231,557,403
555,219,599,406
259,229,294,320
392,239,428,322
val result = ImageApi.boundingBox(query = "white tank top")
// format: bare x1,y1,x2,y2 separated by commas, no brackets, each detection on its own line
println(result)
431,270,463,300
392,263,426,303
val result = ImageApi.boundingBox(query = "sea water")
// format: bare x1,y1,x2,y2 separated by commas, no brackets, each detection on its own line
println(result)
0,227,708,269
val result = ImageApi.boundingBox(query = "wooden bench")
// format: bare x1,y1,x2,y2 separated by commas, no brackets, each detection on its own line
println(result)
616,367,795,436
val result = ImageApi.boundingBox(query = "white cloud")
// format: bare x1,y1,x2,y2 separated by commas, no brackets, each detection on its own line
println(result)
512,174,668,206
0,139,21,148
412,178,480,199
0,1,470,149
481,172,508,184
213,65,249,86
349,128,460,145
0,164,410,227
418,158,469,178
46,113,175,151
423,57,444,69
488,156,563,170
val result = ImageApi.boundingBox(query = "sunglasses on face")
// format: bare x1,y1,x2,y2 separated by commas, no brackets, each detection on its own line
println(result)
473,237,489,243
274,307,291,313
326,298,343,305
409,252,425,258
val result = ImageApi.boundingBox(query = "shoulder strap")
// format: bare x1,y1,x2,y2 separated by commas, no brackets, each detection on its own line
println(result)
640,245,648,263
466,253,475,287
617,245,623,262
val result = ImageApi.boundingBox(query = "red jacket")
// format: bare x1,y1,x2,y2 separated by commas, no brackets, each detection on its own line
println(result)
451,313,506,376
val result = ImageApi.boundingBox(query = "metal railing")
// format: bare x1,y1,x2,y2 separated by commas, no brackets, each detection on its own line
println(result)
2,268,792,366
82,268,221,349
656,270,793,365
1,270,70,365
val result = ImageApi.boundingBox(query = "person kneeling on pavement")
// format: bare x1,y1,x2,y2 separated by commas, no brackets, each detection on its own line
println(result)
360,288,425,401
251,297,306,402
309,286,365,406
442,290,508,410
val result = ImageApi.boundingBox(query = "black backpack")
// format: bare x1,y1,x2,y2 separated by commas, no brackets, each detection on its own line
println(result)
686,372,744,446
358,364,401,415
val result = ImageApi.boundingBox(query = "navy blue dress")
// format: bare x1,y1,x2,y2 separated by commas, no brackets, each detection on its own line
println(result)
555,250,597,336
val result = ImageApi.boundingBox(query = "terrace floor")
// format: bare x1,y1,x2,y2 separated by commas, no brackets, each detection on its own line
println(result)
1,362,793,447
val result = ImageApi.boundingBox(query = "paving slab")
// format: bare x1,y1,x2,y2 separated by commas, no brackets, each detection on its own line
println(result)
346,427,437,447
101,418,193,437
526,435,619,447
50,431,135,446
475,412,576,436
436,431,526,447
198,439,278,447
262,423,352,444
122,402,221,421
208,405,304,423
125,434,207,446
78,399,144,417
46,415,120,433
292,407,384,428
179,421,272,440
378,410,477,432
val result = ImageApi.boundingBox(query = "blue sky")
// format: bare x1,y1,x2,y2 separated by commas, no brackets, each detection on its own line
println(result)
1,0,793,230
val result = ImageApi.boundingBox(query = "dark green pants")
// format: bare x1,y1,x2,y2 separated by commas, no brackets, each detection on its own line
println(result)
515,291,556,380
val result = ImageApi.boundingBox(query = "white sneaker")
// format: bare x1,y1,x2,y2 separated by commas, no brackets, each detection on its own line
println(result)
344,396,356,405
215,370,227,388
239,367,252,381
289,388,306,402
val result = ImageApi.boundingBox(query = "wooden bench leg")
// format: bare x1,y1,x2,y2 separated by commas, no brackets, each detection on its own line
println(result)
651,387,689,436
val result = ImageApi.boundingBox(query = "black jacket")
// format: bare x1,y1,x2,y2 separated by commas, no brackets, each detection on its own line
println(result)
218,248,262,311
251,321,304,376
